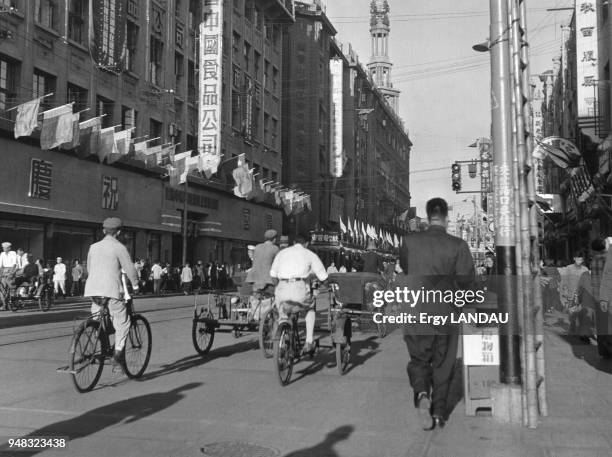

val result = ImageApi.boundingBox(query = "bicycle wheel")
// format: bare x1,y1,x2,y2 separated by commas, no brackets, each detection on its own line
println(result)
258,306,277,359
273,323,293,386
123,314,152,378
38,287,54,312
70,320,104,393
192,311,215,355
335,341,351,375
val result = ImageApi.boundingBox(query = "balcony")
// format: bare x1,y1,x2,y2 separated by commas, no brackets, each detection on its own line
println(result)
260,0,295,23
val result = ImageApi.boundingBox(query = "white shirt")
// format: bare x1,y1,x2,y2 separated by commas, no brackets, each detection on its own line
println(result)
270,244,328,281
181,266,193,282
0,251,17,268
327,265,338,274
339,266,347,273
151,264,163,280
53,263,66,281
16,253,28,269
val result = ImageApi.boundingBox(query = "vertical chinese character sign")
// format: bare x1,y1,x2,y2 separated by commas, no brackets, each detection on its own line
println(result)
330,59,343,178
198,0,224,170
29,159,52,200
575,2,598,119
102,176,119,210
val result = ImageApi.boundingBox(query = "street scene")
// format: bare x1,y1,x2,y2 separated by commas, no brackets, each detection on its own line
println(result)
1,0,612,456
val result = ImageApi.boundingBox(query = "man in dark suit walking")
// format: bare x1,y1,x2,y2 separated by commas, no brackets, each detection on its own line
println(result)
399,198,475,430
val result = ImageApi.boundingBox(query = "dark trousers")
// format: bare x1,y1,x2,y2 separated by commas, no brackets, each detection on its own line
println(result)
403,327,459,417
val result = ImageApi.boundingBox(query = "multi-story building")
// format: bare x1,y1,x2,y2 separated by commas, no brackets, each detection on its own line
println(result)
0,0,293,265
282,0,411,236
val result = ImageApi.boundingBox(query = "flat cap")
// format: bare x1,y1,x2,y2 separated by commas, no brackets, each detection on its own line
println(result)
1,242,11,249
103,217,123,229
264,229,278,240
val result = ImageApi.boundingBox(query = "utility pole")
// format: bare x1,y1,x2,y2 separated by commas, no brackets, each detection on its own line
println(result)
489,0,521,385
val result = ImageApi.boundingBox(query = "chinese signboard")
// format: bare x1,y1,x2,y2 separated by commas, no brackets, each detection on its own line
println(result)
29,159,52,200
91,0,126,70
242,208,251,230
575,1,598,119
198,0,224,168
102,176,118,210
330,59,343,178
464,331,499,366
493,164,514,245
310,231,341,246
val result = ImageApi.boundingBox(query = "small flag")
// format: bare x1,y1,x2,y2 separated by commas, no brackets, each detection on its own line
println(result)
40,104,74,150
339,217,347,234
75,117,101,159
14,97,41,138
59,113,81,150
97,127,116,163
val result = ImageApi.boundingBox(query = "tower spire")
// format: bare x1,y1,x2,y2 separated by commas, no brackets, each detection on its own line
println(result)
367,0,400,114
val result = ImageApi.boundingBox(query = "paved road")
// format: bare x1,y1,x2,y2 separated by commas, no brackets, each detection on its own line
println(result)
1,297,611,457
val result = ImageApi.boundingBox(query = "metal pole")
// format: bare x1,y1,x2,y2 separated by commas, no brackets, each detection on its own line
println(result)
490,0,521,384
182,180,188,267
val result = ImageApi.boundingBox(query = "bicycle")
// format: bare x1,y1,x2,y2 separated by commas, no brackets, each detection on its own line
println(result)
66,293,151,393
257,295,278,358
1,277,54,312
272,302,305,386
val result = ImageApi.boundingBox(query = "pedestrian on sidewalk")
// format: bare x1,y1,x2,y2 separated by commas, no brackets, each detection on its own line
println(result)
594,239,612,358
150,261,163,294
53,257,67,298
558,252,589,313
181,263,193,295
398,198,475,431
70,259,83,296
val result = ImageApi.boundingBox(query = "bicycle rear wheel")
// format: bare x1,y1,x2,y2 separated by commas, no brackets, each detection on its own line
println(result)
192,311,215,355
38,286,54,312
123,314,152,378
273,323,294,386
70,320,104,393
259,306,277,359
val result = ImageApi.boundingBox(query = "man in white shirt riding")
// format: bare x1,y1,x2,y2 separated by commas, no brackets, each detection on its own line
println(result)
269,233,328,353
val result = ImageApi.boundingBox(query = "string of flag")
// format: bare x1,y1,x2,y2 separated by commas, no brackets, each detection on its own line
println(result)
8,94,313,214
337,215,402,249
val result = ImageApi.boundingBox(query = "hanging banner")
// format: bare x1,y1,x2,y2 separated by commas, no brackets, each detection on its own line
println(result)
575,1,598,119
198,0,224,170
330,59,344,178
89,0,127,70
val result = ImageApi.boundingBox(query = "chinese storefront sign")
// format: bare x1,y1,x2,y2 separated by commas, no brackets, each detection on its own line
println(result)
330,59,344,178
29,159,52,200
493,164,514,245
310,232,341,246
576,2,598,119
464,331,499,366
198,0,223,171
242,208,251,230
102,176,118,210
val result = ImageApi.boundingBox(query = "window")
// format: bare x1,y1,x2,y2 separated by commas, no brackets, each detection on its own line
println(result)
253,104,260,140
122,106,137,133
66,83,87,113
271,171,278,182
271,117,278,149
263,113,269,145
186,134,197,151
35,0,59,30
254,6,262,30
188,0,201,28
96,95,114,127
264,60,270,90
232,32,241,60
0,0,17,9
232,89,241,130
244,41,251,72
232,65,241,88
149,118,163,145
254,50,261,81
68,0,87,44
264,17,273,41
272,66,278,92
0,56,18,112
175,0,181,16
32,70,56,109
244,0,253,22
149,36,163,85
174,52,184,91
187,60,196,100
125,20,138,72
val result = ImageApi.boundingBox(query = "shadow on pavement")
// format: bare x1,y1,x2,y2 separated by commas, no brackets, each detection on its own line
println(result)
558,333,612,375
0,383,201,456
139,340,259,381
343,336,381,375
282,425,354,457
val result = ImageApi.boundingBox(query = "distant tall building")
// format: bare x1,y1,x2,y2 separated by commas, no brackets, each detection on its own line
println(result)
367,0,400,114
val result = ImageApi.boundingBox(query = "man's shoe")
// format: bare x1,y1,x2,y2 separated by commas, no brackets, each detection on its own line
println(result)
111,350,125,374
301,341,316,355
416,392,432,430
432,415,446,429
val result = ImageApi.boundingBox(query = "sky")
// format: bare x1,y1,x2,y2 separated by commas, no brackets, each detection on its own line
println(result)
324,0,574,220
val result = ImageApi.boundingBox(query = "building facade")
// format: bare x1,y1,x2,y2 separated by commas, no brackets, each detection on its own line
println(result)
282,0,411,236
0,0,292,266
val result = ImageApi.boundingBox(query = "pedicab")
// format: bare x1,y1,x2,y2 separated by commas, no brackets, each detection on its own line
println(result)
191,275,276,358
